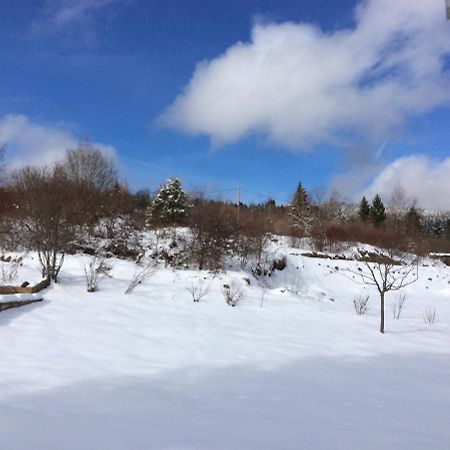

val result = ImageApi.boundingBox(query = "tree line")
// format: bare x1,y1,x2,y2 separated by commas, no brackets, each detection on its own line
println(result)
0,143,449,282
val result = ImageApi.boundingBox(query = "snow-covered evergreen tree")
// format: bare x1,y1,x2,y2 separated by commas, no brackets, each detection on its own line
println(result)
423,212,449,237
289,182,312,235
146,178,189,227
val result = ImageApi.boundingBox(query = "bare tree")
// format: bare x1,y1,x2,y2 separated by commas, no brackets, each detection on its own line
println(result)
63,141,118,193
9,164,76,282
344,248,418,333
0,145,5,185
389,184,408,233
61,142,119,231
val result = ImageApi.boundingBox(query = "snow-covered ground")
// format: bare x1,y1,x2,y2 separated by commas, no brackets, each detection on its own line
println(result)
1,240,449,449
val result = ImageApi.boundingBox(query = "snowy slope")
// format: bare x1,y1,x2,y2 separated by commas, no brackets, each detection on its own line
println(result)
0,242,449,449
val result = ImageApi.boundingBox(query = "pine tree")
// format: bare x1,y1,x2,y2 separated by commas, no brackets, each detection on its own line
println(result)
146,178,189,227
358,196,370,223
370,194,386,226
289,182,312,235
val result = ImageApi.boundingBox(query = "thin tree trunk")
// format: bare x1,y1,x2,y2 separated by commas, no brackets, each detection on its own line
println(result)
380,291,385,334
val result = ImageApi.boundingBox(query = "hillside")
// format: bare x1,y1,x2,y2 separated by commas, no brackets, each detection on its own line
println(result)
0,237,449,449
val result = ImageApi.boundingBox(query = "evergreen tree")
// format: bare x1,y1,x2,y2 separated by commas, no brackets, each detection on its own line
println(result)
289,182,312,235
146,178,189,227
370,194,386,226
358,196,370,223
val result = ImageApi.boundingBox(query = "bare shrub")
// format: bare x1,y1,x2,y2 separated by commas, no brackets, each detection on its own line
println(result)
102,214,141,259
125,262,156,294
310,190,346,252
325,223,408,253
353,294,370,316
285,273,303,296
0,255,22,284
186,278,209,303
392,292,407,319
260,286,267,308
188,201,237,271
423,307,436,325
9,164,76,282
222,281,243,307
83,256,112,293
251,250,274,279
236,211,270,269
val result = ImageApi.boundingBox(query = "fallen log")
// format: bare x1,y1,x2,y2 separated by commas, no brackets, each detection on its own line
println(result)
0,278,50,295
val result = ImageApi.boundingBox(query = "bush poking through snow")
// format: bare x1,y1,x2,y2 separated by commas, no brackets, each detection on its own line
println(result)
423,307,436,325
260,287,267,308
222,281,243,307
0,256,22,284
186,279,209,303
271,256,287,272
83,256,112,293
392,292,407,320
125,262,156,294
353,294,370,316
285,273,303,296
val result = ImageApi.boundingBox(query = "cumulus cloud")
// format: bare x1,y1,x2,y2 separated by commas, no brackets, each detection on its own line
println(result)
160,0,450,149
0,114,116,169
362,155,450,211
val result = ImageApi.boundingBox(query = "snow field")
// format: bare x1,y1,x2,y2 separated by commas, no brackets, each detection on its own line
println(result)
0,241,449,449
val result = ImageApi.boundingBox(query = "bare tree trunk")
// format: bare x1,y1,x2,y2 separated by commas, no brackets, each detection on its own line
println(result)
380,291,385,334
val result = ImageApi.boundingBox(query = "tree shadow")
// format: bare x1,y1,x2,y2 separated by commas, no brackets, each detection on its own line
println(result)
0,299,47,326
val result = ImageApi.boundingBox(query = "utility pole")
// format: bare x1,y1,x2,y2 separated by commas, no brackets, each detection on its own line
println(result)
447,0,450,20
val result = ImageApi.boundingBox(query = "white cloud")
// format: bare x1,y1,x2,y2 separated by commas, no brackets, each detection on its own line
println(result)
160,0,450,149
363,155,450,211
0,114,116,169
54,0,119,27
34,0,122,33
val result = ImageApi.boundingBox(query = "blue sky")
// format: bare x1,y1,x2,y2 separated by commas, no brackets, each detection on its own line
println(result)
1,0,449,208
